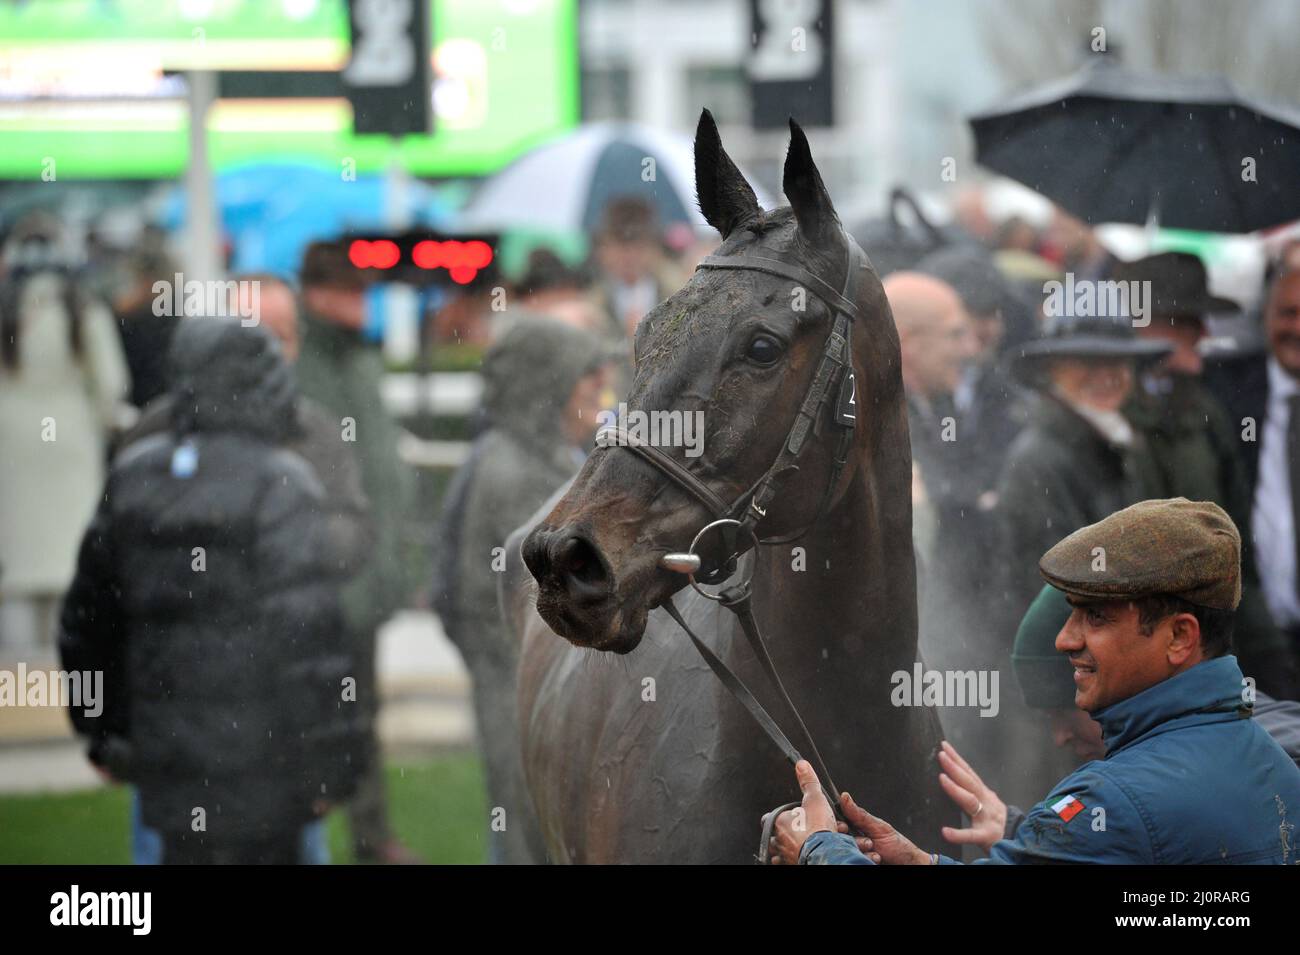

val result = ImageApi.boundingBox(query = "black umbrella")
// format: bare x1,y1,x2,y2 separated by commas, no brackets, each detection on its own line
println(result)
970,60,1300,233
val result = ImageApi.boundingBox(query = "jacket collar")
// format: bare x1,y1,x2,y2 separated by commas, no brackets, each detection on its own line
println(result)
1092,655,1247,756
1032,393,1111,448
300,306,363,353
1267,355,1300,409
1053,389,1135,446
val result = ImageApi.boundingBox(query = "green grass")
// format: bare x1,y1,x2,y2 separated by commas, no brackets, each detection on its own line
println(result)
0,784,135,864
0,754,488,865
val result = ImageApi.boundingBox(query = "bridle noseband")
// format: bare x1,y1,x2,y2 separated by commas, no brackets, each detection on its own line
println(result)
590,233,874,863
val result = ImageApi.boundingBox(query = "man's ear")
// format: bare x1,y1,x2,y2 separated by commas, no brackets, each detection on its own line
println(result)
1166,612,1202,666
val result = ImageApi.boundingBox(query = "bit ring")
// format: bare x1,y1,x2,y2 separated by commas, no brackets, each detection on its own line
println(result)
680,518,758,601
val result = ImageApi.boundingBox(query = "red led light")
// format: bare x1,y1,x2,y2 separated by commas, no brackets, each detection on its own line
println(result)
412,240,441,269
464,240,493,268
410,238,494,281
348,239,400,269
347,239,371,268
371,240,399,269
351,236,494,280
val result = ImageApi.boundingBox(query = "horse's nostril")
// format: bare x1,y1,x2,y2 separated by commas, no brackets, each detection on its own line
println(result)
556,536,599,582
525,526,612,603
552,534,610,598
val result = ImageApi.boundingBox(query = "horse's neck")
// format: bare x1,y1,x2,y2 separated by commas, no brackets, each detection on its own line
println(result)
755,462,920,692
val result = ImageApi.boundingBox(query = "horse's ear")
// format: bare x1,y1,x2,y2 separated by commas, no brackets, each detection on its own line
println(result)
783,118,840,248
694,108,760,238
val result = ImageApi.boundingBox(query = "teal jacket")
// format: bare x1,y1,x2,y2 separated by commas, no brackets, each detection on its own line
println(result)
802,656,1300,865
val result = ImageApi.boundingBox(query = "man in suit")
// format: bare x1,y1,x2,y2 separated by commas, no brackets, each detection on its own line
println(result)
1117,252,1291,700
1205,266,1300,698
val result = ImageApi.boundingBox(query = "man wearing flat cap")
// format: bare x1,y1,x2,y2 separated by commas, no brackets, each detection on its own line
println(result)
772,498,1300,865
927,583,1300,858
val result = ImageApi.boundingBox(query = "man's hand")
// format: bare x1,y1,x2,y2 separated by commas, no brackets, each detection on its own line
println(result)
838,791,931,865
936,740,1006,853
765,760,836,864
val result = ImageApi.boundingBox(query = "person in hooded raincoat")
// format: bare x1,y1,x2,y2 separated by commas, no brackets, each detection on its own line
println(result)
432,316,619,864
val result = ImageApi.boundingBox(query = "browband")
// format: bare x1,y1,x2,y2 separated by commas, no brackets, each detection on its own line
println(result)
695,249,866,324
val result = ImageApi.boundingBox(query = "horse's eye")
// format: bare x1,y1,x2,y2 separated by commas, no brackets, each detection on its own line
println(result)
746,335,783,365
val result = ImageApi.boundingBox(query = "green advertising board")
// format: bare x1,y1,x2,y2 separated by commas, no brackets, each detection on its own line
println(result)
0,0,578,179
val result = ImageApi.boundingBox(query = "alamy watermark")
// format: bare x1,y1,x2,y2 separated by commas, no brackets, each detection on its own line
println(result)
50,885,150,935
152,274,261,326
0,663,102,717
596,402,705,458
1043,272,1152,328
890,663,1000,718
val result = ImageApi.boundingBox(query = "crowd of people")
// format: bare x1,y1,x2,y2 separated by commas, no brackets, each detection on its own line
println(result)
0,197,678,863
892,206,1300,812
5,181,1300,864
1,215,422,863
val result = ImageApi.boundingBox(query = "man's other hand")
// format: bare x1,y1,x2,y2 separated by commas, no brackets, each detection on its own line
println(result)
937,740,1007,853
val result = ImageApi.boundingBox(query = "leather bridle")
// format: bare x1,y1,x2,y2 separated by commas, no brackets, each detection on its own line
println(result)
591,233,873,863
595,241,866,559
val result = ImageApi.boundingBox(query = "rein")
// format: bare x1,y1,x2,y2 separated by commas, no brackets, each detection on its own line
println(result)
590,235,872,863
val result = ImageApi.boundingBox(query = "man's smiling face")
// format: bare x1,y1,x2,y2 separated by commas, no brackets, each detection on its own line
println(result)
1054,597,1175,712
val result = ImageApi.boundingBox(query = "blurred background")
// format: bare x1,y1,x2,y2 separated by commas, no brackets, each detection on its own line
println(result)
3,0,1300,864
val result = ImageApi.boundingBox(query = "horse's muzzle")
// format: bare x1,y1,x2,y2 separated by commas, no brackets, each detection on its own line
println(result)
522,525,625,642
523,526,610,598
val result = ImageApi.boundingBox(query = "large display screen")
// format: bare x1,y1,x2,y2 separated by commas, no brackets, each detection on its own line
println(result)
0,0,578,179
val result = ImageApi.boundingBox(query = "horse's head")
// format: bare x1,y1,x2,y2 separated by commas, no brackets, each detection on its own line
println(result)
522,110,901,653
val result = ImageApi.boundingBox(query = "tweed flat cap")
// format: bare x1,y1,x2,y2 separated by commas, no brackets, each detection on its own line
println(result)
1039,498,1241,610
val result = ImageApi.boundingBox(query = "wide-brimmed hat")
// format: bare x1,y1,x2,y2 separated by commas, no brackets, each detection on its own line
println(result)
1012,311,1172,386
1111,251,1239,318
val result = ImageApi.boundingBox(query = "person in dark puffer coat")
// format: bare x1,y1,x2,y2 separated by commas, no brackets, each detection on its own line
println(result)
59,318,367,864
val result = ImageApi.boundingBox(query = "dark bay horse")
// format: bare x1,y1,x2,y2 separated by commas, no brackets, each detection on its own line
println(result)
501,110,954,863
